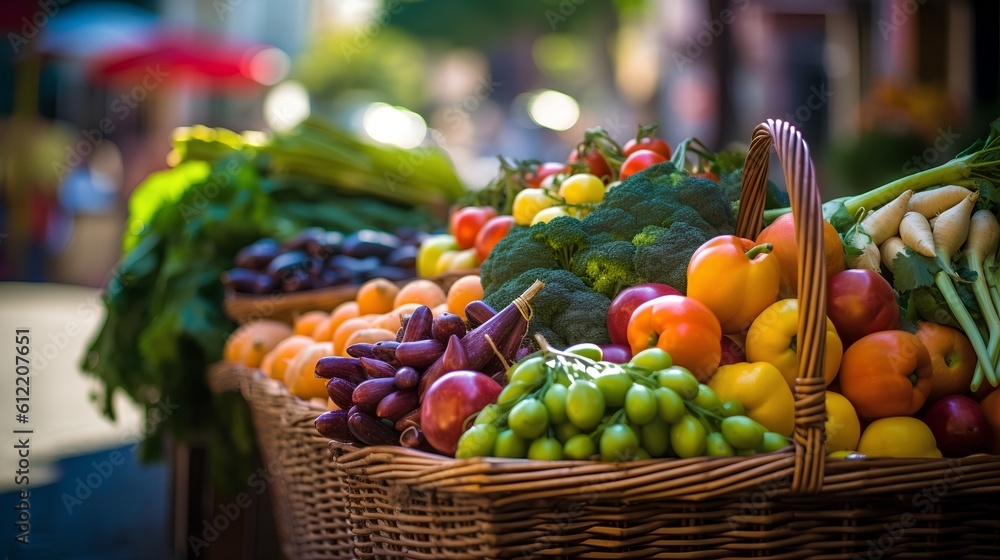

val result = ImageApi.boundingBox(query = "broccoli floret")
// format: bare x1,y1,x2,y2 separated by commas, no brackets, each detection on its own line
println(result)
666,175,735,235
483,268,611,348
580,207,642,241
480,225,560,294
596,164,735,235
632,222,710,294
570,238,637,298
530,216,587,270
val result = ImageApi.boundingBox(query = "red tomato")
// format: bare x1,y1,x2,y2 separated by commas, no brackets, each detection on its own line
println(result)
524,162,569,188
568,147,612,183
450,207,497,250
619,149,668,181
474,215,515,262
623,137,672,159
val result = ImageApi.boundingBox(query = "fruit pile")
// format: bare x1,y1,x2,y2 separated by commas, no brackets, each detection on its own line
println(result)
312,282,542,449
455,342,789,461
224,227,427,295
222,274,486,401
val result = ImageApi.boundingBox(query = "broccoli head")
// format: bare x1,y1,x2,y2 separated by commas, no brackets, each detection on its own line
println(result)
479,225,560,294
483,267,611,349
530,216,587,270
570,237,637,298
632,222,710,294
580,207,642,241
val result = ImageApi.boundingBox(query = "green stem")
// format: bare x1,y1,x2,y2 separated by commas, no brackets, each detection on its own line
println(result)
844,159,970,217
746,243,773,259
969,256,1000,372
763,207,792,222
935,271,998,387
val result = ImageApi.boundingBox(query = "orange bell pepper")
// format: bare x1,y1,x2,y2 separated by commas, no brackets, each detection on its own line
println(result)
626,295,722,382
687,235,780,334
838,330,933,421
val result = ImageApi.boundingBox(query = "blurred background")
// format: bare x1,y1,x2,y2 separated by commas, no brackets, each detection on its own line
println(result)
2,0,998,285
1,1,999,558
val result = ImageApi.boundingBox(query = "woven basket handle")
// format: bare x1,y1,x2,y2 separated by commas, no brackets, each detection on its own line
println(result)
736,120,826,495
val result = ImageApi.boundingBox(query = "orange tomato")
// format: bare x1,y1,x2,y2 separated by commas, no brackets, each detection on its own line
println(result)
626,295,722,382
838,330,933,421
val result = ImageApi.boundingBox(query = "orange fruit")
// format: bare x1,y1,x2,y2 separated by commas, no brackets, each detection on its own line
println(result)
756,214,844,298
394,279,447,309
285,342,334,399
446,275,483,320
332,315,375,355
262,335,314,380
293,310,329,337
357,279,400,315
228,321,293,367
313,301,360,342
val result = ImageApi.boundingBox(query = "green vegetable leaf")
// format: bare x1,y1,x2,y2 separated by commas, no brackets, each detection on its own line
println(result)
891,249,940,292
823,199,855,234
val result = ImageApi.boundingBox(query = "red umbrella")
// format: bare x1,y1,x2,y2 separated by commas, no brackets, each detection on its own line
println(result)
87,29,287,91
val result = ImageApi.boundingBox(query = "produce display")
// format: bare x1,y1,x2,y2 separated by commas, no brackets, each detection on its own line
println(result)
224,227,427,295
82,118,464,489
221,118,1000,468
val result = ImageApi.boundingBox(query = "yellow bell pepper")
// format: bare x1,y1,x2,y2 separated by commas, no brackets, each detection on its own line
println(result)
857,417,943,459
745,298,843,390
824,391,861,453
686,235,780,334
708,361,794,437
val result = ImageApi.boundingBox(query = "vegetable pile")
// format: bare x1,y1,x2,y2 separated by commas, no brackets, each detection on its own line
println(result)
82,119,464,488
480,161,735,347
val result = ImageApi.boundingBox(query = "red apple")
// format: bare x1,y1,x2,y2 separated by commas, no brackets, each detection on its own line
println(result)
915,321,976,403
599,344,632,364
451,207,497,250
474,215,515,263
826,269,900,346
607,283,681,346
921,395,995,457
420,370,502,456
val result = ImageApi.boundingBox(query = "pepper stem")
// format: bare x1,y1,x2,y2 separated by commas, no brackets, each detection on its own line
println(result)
745,243,773,259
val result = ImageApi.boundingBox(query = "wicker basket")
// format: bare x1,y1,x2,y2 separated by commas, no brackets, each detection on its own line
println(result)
327,120,1000,559
207,363,355,559
223,269,479,324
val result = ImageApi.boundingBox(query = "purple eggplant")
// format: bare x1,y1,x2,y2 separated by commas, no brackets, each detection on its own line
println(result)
315,410,356,442
394,366,420,390
431,312,467,343
326,378,357,410
376,390,419,422
464,300,497,328
401,305,434,343
359,357,397,379
348,412,399,446
315,356,365,384
395,339,446,369
352,378,398,405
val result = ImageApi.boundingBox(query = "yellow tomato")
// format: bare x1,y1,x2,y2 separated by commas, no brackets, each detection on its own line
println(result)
530,206,572,226
857,417,942,459
708,361,795,437
558,173,605,205
824,391,861,453
512,188,560,226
